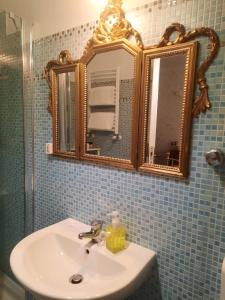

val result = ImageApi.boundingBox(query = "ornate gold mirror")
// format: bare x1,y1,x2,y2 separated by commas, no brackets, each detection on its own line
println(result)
45,0,220,178
138,23,219,178
138,42,198,178
79,1,142,170
45,51,80,158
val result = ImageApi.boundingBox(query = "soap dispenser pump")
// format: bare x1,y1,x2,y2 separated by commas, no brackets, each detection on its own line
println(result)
105,211,126,253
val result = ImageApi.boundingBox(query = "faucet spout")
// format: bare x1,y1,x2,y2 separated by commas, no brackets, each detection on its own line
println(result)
78,229,98,239
78,220,103,241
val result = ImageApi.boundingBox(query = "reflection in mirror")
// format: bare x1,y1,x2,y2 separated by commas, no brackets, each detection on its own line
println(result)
86,49,134,160
139,41,198,178
146,53,186,167
57,71,76,152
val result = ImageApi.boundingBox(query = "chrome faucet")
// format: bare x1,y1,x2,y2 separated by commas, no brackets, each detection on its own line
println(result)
78,220,103,241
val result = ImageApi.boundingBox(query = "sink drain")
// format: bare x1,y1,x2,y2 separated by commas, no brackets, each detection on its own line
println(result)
69,274,83,284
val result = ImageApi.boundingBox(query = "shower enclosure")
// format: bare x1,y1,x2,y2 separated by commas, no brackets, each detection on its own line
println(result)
0,9,33,299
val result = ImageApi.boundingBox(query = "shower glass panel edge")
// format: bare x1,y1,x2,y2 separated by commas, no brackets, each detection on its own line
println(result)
22,18,34,237
22,16,35,300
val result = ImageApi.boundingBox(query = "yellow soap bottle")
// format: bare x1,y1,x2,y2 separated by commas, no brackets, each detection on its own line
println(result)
106,211,126,254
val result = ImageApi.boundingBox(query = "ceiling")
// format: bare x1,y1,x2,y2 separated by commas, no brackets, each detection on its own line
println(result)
0,0,150,40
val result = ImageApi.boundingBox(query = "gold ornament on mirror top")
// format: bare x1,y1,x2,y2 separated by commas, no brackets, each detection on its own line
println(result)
157,23,220,117
45,50,77,115
82,0,144,57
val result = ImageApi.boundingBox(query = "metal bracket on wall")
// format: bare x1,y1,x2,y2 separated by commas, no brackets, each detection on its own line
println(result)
205,149,224,167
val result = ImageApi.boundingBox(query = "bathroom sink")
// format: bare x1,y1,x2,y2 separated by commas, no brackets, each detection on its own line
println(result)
10,218,156,300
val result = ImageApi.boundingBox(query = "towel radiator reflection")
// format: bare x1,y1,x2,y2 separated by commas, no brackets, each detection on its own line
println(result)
88,67,120,139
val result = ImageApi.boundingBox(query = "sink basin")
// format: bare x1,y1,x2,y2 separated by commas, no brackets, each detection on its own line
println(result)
10,218,156,300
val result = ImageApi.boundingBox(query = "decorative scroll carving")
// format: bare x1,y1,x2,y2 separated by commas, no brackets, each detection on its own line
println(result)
82,0,144,57
45,50,76,114
157,23,220,117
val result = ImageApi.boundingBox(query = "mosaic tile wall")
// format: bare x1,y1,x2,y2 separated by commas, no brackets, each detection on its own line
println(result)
0,11,25,278
33,0,225,299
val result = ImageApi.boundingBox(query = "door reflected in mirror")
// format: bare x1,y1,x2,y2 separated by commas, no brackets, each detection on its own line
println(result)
146,53,186,167
57,71,76,153
86,48,134,160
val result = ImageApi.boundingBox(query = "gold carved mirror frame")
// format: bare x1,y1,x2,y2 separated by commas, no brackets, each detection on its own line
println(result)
80,41,142,170
79,0,143,170
45,51,80,159
45,0,220,178
156,23,219,117
138,41,198,178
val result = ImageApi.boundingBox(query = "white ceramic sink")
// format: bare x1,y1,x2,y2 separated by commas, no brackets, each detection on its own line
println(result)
10,218,156,300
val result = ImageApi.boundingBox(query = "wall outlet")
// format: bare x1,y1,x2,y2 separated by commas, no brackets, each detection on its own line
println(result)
45,143,53,155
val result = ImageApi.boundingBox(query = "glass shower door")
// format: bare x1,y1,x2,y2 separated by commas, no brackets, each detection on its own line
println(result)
0,10,33,299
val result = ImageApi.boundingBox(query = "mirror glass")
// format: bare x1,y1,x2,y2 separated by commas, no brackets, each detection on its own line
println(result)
86,49,134,160
145,53,187,166
57,70,76,153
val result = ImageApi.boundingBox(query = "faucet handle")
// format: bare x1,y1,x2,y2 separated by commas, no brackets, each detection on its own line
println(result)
90,220,103,230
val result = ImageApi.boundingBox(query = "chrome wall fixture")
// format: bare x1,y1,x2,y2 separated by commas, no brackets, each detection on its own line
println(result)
205,149,224,167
